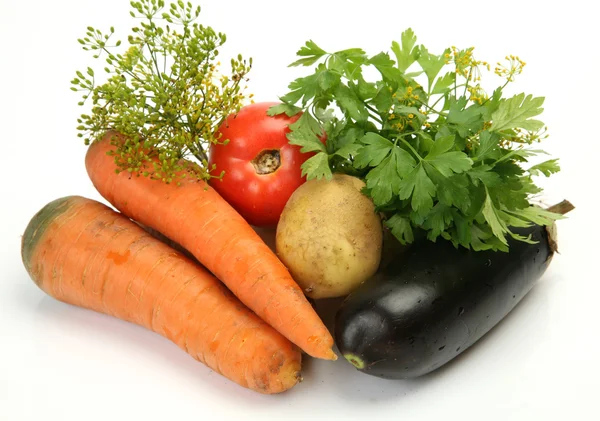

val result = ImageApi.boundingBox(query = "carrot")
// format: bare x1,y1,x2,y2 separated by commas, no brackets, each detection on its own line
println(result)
84,131,337,361
21,195,302,394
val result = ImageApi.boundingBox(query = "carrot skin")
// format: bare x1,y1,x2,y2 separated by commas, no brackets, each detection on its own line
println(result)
21,196,302,394
85,131,336,360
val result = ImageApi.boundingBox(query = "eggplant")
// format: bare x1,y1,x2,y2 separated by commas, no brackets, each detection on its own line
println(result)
334,217,565,379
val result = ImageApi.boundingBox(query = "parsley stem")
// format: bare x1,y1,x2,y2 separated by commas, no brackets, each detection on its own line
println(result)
394,130,417,139
365,103,383,125
418,100,444,116
463,68,473,97
421,81,468,117
454,70,458,98
428,95,445,111
398,137,422,161
365,103,379,116
480,80,510,106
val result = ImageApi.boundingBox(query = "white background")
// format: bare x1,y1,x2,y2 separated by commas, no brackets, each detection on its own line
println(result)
1,0,599,420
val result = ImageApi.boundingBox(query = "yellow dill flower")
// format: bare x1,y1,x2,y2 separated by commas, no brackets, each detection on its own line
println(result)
495,55,526,82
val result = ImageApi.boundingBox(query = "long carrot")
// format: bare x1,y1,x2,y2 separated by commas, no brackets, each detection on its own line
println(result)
21,195,302,394
84,131,337,361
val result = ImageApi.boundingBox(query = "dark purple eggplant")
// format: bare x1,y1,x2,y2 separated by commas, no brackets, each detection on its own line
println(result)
334,202,572,379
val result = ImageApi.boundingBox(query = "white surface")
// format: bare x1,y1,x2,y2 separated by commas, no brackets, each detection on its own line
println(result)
1,0,599,420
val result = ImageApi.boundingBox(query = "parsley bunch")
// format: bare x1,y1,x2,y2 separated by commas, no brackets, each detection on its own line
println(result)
72,0,252,183
269,29,562,252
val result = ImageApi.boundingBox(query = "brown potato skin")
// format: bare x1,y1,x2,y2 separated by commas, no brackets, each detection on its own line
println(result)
276,174,382,299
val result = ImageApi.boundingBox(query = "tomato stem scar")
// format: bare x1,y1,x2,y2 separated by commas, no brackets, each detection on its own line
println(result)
252,149,281,174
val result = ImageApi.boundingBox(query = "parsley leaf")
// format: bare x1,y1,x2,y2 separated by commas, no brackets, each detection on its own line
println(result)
335,143,363,160
473,130,502,161
335,84,369,122
399,164,436,215
391,28,419,72
506,205,564,226
329,126,362,151
286,113,325,153
356,76,378,100
354,132,393,168
490,93,544,132
528,159,560,177
289,40,327,67
365,154,401,206
318,70,341,91
417,46,449,92
468,164,501,187
447,96,485,137
267,103,301,117
287,72,322,107
301,152,332,180
372,85,393,114
365,146,416,206
369,52,401,83
384,214,414,244
421,203,453,241
279,88,305,106
431,72,455,95
481,87,503,120
423,134,474,177
328,48,367,79
481,190,509,246
427,134,455,157
425,165,471,212
425,150,473,177
469,223,508,252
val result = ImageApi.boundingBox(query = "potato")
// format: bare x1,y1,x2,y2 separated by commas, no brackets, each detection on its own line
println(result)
276,174,382,299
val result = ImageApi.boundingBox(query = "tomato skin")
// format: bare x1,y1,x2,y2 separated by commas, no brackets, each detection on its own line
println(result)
208,102,311,227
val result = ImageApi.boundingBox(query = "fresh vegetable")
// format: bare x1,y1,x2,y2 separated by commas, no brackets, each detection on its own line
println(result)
71,0,252,183
208,102,312,227
269,29,563,252
334,201,573,379
276,174,382,299
21,196,302,394
85,131,337,361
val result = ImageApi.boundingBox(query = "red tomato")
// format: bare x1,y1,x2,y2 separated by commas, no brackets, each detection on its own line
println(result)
208,102,312,227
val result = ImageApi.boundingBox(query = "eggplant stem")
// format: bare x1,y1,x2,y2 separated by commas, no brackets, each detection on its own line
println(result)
546,199,575,215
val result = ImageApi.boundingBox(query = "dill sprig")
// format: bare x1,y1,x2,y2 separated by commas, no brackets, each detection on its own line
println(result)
71,0,252,183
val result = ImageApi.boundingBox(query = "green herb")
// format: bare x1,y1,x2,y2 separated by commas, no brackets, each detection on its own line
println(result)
72,0,252,183
269,29,562,251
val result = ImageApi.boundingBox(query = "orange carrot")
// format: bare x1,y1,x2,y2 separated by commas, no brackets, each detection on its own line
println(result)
85,131,337,361
21,195,302,394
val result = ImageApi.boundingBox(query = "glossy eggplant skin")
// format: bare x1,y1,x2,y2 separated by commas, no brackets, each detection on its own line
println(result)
334,224,556,379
